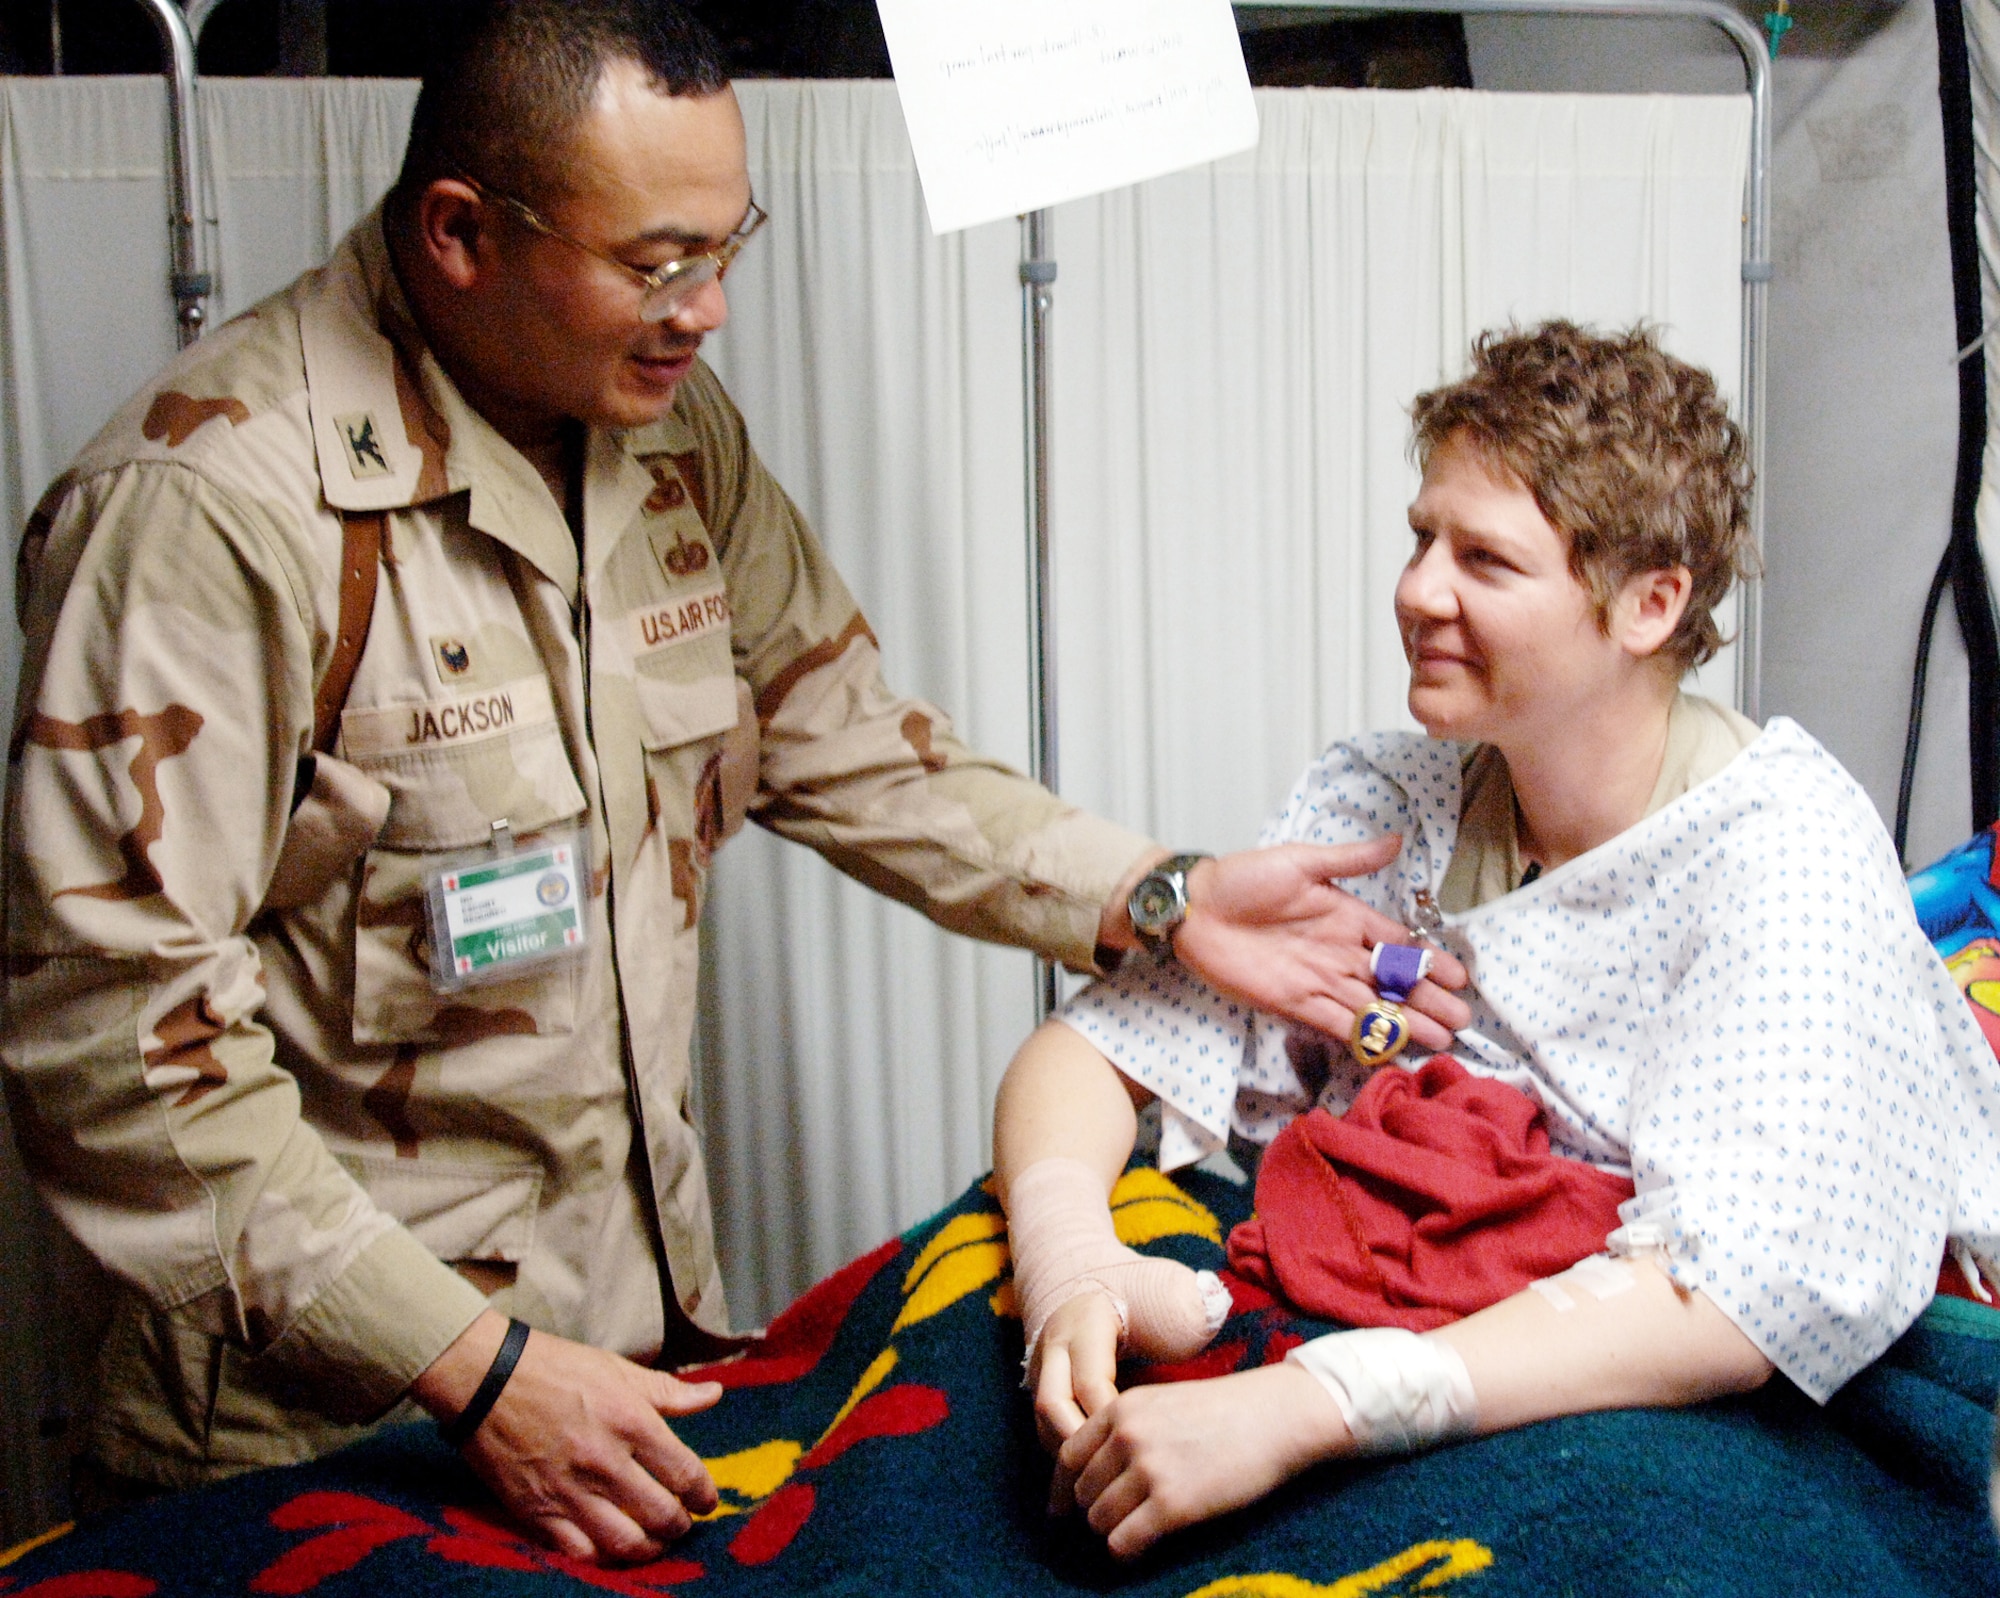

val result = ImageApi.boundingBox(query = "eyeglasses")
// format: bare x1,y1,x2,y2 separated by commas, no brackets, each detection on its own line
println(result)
459,173,767,323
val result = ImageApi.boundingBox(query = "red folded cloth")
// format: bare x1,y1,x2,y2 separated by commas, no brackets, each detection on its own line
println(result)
1226,1054,1637,1331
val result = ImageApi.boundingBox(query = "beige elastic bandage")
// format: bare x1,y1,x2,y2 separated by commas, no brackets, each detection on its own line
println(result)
1005,1156,1230,1365
1285,1327,1479,1456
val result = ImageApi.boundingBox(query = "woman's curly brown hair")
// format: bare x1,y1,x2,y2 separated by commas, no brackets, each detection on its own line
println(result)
1409,321,1757,673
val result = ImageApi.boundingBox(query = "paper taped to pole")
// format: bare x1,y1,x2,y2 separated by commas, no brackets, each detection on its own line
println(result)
876,0,1259,234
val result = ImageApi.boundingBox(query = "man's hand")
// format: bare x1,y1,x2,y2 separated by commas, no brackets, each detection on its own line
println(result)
1031,1289,1124,1463
412,1309,723,1564
1116,836,1471,1050
1052,1363,1346,1560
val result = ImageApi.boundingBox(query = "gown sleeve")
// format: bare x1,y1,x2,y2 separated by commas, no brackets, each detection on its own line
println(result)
1617,741,1976,1400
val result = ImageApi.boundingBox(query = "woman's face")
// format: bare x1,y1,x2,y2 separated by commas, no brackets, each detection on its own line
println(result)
1395,434,1635,747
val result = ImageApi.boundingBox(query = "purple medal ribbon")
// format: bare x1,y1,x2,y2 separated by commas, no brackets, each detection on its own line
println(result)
1349,942,1435,1067
1370,942,1432,1005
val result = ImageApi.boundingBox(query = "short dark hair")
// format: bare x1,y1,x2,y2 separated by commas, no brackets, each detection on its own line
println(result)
393,0,730,211
1409,321,1756,673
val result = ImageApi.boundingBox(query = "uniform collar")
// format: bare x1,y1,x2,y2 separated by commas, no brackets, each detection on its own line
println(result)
591,397,707,562
297,208,580,598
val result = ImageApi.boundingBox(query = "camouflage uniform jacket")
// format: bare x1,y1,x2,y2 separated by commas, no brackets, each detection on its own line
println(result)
3,213,1152,1485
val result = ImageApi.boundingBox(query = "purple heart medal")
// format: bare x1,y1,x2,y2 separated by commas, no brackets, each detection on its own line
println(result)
1350,942,1434,1067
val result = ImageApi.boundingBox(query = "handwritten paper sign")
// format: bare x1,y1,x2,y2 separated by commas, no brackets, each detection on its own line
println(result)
876,0,1259,234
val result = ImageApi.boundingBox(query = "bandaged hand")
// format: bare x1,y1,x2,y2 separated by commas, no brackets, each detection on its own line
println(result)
1006,1158,1229,1402
1031,1289,1124,1457
1008,1160,1224,1456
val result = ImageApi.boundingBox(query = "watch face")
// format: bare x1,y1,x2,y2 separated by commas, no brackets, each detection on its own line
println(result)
1132,874,1181,931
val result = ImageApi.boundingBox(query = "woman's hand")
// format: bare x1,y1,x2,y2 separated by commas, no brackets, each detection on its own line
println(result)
1050,1363,1347,1560
1032,1289,1125,1458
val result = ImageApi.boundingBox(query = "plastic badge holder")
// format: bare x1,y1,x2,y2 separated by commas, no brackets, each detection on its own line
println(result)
425,825,588,993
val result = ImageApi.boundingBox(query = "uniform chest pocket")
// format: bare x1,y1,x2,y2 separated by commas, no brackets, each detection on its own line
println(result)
640,671,760,871
340,677,588,1045
628,578,739,750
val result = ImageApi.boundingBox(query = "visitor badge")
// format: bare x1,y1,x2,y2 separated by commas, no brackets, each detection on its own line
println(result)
425,827,587,992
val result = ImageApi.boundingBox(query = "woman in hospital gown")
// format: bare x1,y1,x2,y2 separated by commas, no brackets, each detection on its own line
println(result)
994,322,2000,1560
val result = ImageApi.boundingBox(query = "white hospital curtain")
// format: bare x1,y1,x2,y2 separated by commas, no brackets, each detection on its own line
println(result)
0,76,417,713
1,78,179,635
199,77,418,313
696,84,1038,1318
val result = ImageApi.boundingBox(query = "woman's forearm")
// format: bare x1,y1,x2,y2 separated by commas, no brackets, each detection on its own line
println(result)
1426,1255,1774,1434
996,1020,1223,1433
1059,1255,1778,1559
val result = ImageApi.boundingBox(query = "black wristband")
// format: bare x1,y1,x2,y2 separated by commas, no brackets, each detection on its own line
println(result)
439,1317,530,1450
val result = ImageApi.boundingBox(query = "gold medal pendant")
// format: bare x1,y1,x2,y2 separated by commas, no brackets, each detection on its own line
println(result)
1350,999,1411,1066
1351,942,1433,1066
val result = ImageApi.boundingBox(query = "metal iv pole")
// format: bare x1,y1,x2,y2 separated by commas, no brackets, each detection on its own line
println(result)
1021,207,1061,1022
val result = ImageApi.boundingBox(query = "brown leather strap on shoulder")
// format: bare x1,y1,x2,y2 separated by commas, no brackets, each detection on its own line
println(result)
313,511,384,754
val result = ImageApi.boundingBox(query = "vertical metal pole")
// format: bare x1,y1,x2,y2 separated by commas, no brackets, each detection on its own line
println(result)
1732,24,1772,725
131,0,212,345
1021,209,1060,1021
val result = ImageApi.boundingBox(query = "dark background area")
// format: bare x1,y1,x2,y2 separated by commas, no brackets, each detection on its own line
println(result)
0,0,1470,88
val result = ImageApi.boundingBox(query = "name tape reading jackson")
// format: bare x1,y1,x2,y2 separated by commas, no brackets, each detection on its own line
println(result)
340,676,558,760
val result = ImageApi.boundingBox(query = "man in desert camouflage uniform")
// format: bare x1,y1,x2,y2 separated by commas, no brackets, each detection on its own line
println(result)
2,0,1468,1565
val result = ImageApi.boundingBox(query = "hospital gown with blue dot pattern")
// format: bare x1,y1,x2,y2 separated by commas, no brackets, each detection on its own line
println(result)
1060,718,2000,1401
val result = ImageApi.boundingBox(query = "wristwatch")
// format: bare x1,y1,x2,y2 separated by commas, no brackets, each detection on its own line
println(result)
1126,852,1213,957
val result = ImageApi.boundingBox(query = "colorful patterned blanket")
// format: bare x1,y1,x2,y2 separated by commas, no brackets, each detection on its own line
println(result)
6,1161,1999,1598
14,821,2000,1595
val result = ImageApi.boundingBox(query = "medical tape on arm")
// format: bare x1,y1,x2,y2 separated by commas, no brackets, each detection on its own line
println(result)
1005,1156,1230,1365
1285,1327,1478,1456
1534,1214,1670,1312
1530,1253,1640,1312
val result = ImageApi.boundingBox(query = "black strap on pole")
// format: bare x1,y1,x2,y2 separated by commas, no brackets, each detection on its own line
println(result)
1898,0,2000,862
